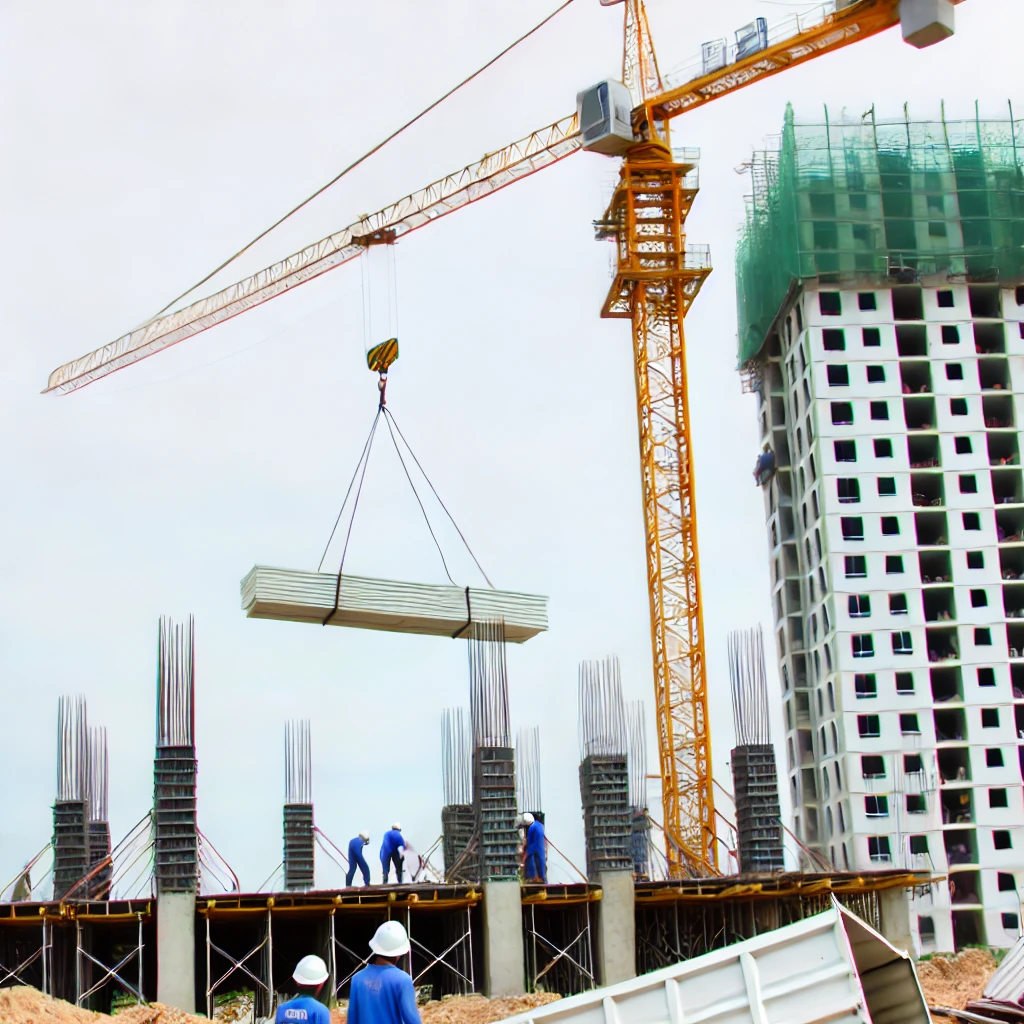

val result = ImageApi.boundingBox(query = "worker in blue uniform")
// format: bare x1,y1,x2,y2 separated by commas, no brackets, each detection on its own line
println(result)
753,444,776,486
348,921,420,1024
276,955,331,1024
522,812,546,883
346,830,371,887
380,822,405,884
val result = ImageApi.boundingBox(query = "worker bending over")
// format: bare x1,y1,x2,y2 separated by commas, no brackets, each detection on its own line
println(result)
522,813,546,883
348,921,420,1024
380,822,405,884
276,955,330,1024
347,830,371,887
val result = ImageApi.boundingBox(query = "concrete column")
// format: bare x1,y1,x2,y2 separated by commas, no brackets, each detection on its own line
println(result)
157,891,196,1011
878,887,914,954
595,871,635,985
482,880,525,996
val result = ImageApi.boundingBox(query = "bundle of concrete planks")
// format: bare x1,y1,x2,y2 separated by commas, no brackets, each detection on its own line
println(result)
240,566,548,642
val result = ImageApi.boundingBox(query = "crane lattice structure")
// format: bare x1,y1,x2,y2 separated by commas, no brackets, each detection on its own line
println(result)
44,0,954,876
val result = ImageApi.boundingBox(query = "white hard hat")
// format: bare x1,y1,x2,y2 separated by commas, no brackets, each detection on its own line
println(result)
369,920,410,957
522,812,535,825
359,830,370,842
293,954,329,986
392,822,401,831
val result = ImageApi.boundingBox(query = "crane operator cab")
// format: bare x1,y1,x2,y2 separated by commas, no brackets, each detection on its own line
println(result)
576,79,635,156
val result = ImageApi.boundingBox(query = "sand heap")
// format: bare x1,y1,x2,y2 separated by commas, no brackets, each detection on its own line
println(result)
916,948,1000,1010
0,987,559,1024
331,993,562,1024
0,987,207,1024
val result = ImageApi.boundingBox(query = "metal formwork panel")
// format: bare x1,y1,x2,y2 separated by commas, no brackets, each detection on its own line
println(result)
473,747,518,880
88,821,112,900
442,804,476,882
283,804,314,891
153,745,197,893
53,800,88,900
731,744,783,874
630,810,651,881
579,756,632,877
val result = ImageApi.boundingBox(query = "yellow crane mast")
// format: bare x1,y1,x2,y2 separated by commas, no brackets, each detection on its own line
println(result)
599,1,714,870
45,0,963,877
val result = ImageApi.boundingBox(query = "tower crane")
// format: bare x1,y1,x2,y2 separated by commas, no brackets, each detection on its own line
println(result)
45,0,964,876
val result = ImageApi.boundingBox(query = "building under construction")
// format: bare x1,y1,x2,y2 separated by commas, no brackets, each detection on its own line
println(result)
0,613,929,1012
737,105,1024,955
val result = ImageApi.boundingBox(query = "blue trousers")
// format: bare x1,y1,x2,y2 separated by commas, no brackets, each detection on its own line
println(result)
346,851,370,886
382,851,403,883
525,851,545,882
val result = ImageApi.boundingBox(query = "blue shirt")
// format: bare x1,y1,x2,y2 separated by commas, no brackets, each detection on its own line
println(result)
276,995,330,1024
526,820,545,855
349,963,421,1024
380,829,404,860
349,837,369,861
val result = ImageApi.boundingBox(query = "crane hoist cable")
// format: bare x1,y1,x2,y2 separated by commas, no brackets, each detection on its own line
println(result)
146,0,578,324
316,370,495,627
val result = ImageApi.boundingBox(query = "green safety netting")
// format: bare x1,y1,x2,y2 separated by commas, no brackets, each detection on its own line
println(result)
735,103,1024,366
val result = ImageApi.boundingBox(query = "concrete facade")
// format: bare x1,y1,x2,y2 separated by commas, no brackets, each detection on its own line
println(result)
879,886,915,953
594,871,635,985
157,891,196,1011
481,880,525,996
754,282,1024,953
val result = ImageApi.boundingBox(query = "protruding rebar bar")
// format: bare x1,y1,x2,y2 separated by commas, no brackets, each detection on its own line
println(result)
515,726,542,814
156,615,195,747
57,695,88,802
285,719,312,805
626,701,648,812
54,696,89,901
88,727,109,823
468,619,510,749
442,708,472,807
577,655,626,759
728,626,771,746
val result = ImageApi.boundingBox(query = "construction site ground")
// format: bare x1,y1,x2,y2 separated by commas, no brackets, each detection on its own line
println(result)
916,948,1000,1011
0,955,1004,1024
0,988,561,1024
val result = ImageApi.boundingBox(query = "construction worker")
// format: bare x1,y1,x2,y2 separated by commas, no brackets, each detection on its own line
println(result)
348,921,420,1024
753,444,776,487
380,822,405,884
347,830,371,887
276,954,330,1024
521,812,547,883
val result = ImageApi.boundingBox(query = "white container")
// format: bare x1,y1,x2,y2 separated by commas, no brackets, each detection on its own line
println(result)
501,902,929,1024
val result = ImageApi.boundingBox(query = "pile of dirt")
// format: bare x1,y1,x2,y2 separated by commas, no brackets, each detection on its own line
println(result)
331,992,562,1024
0,987,559,1024
0,986,207,1024
917,948,999,1010
422,994,562,1024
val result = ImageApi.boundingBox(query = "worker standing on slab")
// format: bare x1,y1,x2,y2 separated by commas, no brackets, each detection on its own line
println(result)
522,812,547,883
380,822,405,884
348,921,420,1024
346,830,371,887
276,955,330,1024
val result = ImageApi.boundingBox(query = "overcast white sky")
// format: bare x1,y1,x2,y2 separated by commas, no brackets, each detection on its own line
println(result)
0,0,1015,893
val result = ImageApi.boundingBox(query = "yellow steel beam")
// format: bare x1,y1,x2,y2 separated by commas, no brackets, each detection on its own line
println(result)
643,0,900,124
633,871,935,904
